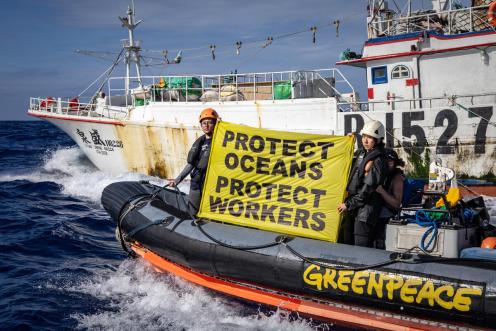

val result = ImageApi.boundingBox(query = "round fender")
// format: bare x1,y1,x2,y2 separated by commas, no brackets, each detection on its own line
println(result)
481,237,496,249
488,1,496,27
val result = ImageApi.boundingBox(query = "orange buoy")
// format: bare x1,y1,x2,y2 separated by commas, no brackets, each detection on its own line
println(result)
489,1,496,27
481,237,496,249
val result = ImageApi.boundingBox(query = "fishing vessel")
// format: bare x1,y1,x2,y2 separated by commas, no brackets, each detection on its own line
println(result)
28,1,496,178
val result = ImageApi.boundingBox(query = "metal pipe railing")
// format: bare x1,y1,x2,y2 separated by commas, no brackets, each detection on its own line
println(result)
107,68,354,103
368,4,493,37
337,92,496,112
29,97,128,119
31,69,355,115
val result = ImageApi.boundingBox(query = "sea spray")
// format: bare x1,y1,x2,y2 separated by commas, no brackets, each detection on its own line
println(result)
69,259,316,331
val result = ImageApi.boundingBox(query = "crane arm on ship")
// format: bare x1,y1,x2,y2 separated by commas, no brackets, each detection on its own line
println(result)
75,49,120,62
82,48,125,106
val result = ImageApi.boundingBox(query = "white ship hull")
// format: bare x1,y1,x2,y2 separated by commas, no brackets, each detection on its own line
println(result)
29,96,496,178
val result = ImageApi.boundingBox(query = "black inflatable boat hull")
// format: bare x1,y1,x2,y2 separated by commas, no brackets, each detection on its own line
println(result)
102,181,496,326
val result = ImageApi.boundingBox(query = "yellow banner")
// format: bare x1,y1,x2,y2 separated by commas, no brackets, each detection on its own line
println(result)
198,122,355,242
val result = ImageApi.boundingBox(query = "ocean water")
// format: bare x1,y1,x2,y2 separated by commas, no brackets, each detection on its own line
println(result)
0,121,331,331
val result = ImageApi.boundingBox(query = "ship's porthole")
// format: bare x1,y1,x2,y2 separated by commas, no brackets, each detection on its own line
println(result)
391,65,410,79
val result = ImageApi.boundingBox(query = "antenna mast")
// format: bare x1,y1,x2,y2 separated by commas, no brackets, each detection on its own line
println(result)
119,1,143,95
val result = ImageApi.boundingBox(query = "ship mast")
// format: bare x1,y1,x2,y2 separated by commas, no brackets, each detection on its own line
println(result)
119,1,143,95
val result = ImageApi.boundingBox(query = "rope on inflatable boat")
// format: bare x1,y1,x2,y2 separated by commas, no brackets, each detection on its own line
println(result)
117,184,496,271
194,220,286,250
115,183,284,252
116,182,171,258
282,242,411,271
125,216,175,238
155,186,462,269
408,210,444,253
171,186,286,251
166,186,419,268
117,194,151,258
405,208,475,254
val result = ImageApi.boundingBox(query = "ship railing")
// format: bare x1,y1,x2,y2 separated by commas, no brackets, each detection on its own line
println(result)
336,92,496,112
368,4,494,38
29,97,129,120
107,68,355,106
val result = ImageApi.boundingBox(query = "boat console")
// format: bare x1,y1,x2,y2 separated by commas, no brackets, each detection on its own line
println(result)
385,162,492,258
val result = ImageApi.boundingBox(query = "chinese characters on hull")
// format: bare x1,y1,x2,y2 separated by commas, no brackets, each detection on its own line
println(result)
75,128,123,156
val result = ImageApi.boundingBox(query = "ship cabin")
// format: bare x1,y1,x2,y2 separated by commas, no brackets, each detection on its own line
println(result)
337,0,496,112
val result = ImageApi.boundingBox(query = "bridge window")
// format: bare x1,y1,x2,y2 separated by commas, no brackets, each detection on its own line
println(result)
371,66,388,84
391,65,410,79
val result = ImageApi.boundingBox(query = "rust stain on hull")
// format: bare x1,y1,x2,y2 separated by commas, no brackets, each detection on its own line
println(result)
115,124,495,179
255,102,263,128
115,124,201,179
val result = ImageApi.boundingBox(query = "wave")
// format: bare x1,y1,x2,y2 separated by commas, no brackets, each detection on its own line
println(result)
1,123,316,330
0,146,164,204
0,121,71,142
67,259,316,331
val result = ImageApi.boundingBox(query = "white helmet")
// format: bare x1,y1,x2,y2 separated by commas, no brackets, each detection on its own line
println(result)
360,120,385,140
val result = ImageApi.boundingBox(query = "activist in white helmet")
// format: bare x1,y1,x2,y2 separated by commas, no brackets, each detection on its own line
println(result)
359,120,385,141
337,119,388,248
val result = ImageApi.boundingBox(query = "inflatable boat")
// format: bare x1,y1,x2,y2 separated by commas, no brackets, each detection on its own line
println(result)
102,181,496,329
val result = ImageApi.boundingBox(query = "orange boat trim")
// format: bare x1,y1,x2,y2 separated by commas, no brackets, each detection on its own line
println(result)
132,244,475,331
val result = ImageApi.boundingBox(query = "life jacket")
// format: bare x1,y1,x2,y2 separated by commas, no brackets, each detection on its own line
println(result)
187,135,212,190
345,147,387,223
187,135,207,167
347,148,385,194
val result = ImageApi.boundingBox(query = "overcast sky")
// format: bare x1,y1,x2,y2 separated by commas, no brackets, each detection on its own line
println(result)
1,0,372,120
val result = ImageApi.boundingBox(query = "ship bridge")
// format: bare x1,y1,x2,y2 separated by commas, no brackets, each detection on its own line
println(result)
337,0,496,112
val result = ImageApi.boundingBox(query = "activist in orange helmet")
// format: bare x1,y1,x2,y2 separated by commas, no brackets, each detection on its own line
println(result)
168,108,220,215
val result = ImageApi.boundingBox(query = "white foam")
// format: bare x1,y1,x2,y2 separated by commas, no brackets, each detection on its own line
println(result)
0,147,169,203
69,259,316,331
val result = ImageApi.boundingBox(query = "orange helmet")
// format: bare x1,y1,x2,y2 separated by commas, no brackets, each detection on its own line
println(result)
481,237,496,249
199,108,219,123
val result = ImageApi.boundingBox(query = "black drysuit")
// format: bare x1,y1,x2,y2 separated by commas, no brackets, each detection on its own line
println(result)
174,135,212,215
341,147,388,247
